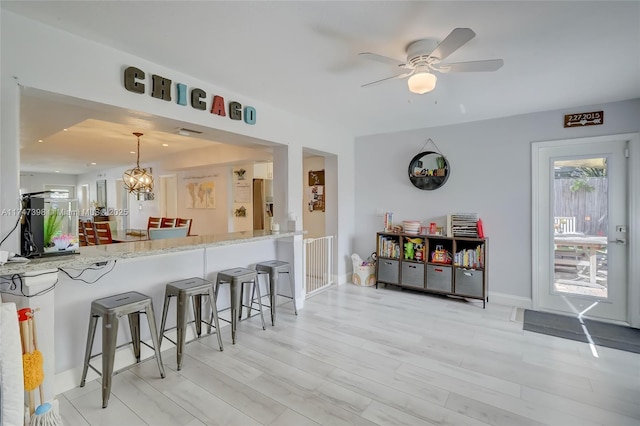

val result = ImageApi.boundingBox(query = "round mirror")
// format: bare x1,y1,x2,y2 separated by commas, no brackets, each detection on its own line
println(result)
408,151,450,190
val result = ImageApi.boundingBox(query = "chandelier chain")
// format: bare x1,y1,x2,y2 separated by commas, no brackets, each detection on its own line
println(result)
136,136,141,167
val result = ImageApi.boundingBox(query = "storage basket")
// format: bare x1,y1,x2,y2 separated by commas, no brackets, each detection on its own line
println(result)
351,254,376,286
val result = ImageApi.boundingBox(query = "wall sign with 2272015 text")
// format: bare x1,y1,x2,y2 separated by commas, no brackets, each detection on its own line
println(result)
564,110,603,128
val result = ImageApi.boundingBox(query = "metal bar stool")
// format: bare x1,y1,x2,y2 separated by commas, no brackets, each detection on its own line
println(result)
214,268,266,344
158,277,223,370
80,291,165,408
252,260,298,325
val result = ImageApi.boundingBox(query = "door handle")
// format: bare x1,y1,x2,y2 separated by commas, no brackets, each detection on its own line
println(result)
608,238,626,245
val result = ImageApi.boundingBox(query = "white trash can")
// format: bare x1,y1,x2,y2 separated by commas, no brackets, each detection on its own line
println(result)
351,253,376,286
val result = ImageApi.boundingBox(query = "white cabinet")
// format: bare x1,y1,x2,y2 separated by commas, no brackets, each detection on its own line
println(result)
253,162,273,179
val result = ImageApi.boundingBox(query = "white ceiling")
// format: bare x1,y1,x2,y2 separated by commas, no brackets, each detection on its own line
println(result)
18,87,273,174
3,1,640,174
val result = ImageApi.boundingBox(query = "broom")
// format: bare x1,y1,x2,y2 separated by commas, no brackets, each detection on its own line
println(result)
18,308,63,426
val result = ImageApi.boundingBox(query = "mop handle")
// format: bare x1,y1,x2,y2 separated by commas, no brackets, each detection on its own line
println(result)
29,312,46,406
27,316,36,415
18,308,36,415
18,308,30,354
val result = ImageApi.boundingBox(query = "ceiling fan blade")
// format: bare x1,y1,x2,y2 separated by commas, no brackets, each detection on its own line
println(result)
359,52,407,68
361,72,413,88
428,28,476,61
437,59,504,73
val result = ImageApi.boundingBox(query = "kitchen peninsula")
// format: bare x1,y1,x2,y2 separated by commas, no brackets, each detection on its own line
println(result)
1,230,304,400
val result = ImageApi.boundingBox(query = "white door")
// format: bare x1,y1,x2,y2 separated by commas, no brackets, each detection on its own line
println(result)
160,175,177,218
115,180,129,230
533,135,630,322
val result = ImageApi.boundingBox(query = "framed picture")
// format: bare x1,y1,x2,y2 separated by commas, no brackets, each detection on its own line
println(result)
307,170,325,212
308,170,325,186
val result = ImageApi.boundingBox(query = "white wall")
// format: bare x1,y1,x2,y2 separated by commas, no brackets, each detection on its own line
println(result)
19,172,78,194
177,165,230,235
231,163,254,232
354,98,640,305
1,11,355,280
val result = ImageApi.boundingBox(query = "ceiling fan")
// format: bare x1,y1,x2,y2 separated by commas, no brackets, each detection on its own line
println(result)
359,28,503,94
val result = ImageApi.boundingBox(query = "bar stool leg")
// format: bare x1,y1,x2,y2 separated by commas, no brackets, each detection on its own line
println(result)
239,282,245,320
249,278,257,320
207,286,223,351
80,314,99,387
101,312,119,408
284,270,298,315
250,274,273,324
127,312,141,362
269,271,277,325
159,290,172,349
251,279,267,330
176,291,189,371
229,280,241,344
193,294,203,337
145,303,166,379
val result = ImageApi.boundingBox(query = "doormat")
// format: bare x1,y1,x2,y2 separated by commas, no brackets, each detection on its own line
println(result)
523,310,640,354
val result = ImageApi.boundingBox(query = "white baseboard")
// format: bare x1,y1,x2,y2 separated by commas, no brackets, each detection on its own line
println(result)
487,291,532,309
336,273,350,285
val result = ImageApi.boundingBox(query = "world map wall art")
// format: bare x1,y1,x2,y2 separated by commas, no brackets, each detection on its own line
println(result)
184,175,216,209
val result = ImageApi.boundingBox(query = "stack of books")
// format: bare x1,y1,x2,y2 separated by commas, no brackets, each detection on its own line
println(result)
378,235,400,259
383,212,394,232
447,213,479,237
454,245,485,268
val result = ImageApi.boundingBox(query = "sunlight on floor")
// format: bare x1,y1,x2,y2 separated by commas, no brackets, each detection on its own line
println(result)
562,297,601,358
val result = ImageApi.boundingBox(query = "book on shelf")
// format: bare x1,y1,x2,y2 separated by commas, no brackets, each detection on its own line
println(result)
453,245,485,268
378,234,400,259
477,218,485,239
383,212,393,232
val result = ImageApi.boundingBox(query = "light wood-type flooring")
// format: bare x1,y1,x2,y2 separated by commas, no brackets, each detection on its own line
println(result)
58,284,640,426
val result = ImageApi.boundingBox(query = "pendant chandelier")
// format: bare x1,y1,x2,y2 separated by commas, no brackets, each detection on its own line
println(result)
123,132,154,194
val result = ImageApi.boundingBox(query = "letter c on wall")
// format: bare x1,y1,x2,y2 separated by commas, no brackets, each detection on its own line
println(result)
124,66,145,94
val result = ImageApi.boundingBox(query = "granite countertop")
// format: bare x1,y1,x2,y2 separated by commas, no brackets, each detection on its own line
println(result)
0,230,301,275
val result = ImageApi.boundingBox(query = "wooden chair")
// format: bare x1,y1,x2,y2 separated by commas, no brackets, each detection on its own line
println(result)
160,217,177,228
95,222,113,244
176,218,192,236
147,217,161,229
78,220,88,246
82,221,98,246
554,216,576,234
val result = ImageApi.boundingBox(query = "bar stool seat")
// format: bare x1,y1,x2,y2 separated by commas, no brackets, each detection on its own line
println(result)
80,291,165,408
159,277,223,371
253,260,298,326
214,267,266,344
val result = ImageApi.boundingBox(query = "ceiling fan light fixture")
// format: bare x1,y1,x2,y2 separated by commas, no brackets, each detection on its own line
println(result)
407,69,437,94
123,132,154,194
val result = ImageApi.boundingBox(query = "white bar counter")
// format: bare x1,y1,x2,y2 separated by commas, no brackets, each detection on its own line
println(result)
1,230,304,398
0,230,300,275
